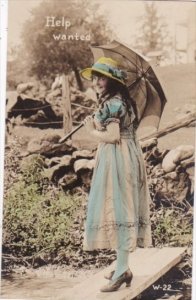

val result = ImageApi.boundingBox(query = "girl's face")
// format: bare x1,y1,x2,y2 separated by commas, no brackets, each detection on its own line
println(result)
92,74,109,95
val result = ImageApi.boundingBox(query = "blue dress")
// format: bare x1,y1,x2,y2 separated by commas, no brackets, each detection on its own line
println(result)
83,94,152,252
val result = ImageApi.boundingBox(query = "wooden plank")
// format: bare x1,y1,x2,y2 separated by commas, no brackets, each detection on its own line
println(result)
162,295,183,300
62,74,72,134
156,295,183,300
57,247,186,300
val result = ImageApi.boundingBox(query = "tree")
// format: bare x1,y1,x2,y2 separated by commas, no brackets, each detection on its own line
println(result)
134,2,172,64
21,0,112,90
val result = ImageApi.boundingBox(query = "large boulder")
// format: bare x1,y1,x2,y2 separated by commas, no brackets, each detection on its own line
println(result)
162,145,194,173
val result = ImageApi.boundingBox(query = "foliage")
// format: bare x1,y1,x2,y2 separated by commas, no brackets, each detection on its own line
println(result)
3,153,83,265
151,206,193,247
6,44,39,90
20,0,112,83
2,142,115,269
134,2,172,64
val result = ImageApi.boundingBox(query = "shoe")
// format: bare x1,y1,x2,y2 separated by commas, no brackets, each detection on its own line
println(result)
104,270,114,280
100,268,133,292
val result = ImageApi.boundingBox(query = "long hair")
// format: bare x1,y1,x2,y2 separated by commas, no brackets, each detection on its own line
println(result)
92,71,138,125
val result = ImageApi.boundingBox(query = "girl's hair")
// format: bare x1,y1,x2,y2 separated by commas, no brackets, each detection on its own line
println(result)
92,70,138,125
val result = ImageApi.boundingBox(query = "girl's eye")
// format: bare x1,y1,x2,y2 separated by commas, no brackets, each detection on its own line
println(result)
92,76,98,81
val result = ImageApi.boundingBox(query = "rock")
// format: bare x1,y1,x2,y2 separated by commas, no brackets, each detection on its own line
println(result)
27,134,60,152
140,138,158,152
162,152,177,172
180,156,195,169
173,145,194,163
72,150,94,160
80,170,93,191
45,157,62,167
145,148,167,165
74,159,95,173
16,82,37,95
43,155,72,180
73,159,95,192
152,164,164,176
162,145,194,173
58,173,78,189
27,134,76,156
186,166,195,194
154,170,192,204
164,171,177,180
46,155,72,167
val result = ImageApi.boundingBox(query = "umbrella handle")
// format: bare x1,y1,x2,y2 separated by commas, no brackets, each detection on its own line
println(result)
59,123,84,144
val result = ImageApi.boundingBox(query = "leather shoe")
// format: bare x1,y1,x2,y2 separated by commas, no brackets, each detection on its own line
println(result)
104,270,114,280
100,268,133,292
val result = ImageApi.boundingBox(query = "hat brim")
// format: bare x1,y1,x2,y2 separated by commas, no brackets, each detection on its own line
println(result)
80,67,125,85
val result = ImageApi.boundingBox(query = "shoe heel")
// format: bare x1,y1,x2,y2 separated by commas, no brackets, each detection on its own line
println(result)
125,274,133,287
126,279,131,287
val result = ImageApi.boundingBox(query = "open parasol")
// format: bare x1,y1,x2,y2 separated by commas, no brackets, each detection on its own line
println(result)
59,40,167,143
90,40,167,138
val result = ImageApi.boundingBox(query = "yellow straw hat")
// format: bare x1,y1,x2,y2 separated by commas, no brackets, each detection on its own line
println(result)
80,57,127,85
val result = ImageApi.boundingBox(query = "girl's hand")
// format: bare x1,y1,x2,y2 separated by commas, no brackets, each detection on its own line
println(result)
83,116,95,133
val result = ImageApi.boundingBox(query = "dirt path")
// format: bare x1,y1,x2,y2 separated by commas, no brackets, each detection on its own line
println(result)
1,266,101,299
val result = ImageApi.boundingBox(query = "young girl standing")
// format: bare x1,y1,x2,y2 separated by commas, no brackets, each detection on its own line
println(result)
80,57,152,292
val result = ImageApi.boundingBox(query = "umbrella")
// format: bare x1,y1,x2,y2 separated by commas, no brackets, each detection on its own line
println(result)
90,40,167,138
59,40,167,143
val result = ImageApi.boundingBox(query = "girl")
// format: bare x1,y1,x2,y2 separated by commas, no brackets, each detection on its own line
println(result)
80,57,152,292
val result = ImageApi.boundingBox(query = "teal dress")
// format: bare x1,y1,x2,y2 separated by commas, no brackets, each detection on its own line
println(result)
83,94,152,252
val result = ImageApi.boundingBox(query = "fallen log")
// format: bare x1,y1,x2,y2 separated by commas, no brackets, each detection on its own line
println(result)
140,112,196,141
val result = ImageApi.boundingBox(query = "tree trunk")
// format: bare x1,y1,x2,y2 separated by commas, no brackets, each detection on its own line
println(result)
74,67,84,91
62,74,72,134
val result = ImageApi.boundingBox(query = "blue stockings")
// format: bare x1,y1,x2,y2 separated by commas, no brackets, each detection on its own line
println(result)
112,249,130,281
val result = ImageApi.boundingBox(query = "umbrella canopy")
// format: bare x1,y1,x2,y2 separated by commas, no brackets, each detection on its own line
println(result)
90,40,167,138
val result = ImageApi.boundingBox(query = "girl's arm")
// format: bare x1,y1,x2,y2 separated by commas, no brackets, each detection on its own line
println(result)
83,116,120,144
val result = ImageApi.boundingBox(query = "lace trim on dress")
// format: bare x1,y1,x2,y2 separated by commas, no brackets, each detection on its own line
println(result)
87,218,151,231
